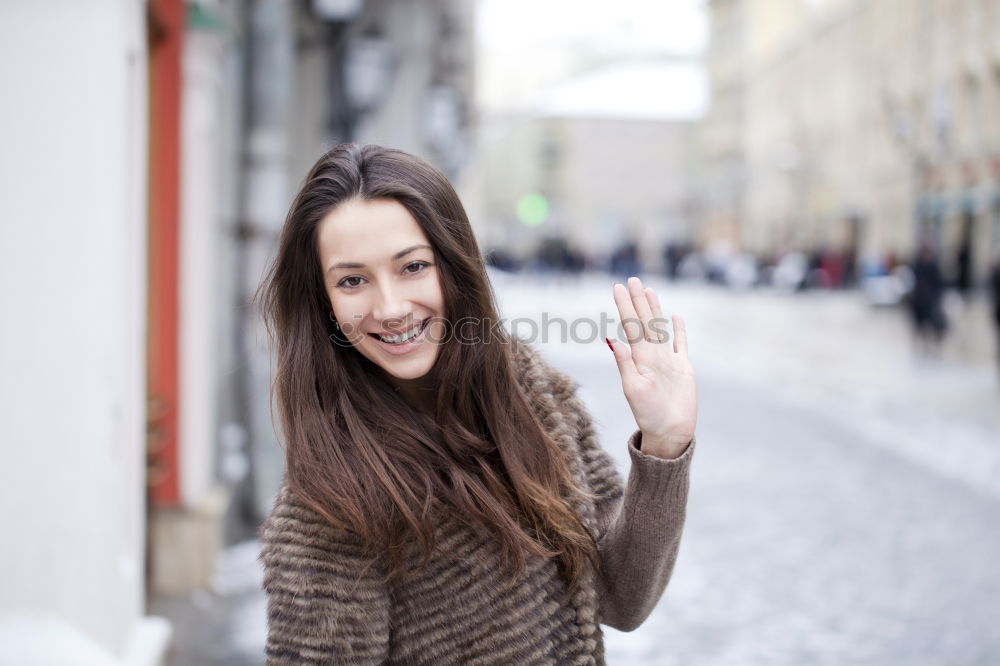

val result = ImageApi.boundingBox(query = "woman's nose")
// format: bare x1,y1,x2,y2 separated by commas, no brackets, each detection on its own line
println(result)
371,282,412,328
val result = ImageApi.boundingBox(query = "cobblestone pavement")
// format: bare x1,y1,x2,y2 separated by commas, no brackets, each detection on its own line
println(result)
152,273,1000,665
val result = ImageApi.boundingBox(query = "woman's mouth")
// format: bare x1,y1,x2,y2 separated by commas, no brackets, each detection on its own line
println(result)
368,318,431,352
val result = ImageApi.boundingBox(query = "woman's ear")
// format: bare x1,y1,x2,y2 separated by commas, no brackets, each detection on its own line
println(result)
327,308,351,347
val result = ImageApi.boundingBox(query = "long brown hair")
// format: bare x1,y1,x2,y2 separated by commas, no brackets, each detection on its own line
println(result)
255,143,600,596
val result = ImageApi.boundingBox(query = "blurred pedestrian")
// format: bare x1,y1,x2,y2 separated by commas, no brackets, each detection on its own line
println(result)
610,239,641,281
819,246,844,288
842,245,858,288
906,241,948,357
254,144,698,663
663,241,688,280
990,249,1000,380
955,214,974,300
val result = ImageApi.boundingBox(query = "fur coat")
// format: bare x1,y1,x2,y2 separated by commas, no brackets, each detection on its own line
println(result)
259,338,696,664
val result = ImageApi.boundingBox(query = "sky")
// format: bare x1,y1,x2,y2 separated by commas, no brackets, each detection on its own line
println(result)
475,0,708,120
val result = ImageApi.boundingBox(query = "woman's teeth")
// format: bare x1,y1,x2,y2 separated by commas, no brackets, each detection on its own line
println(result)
378,320,425,344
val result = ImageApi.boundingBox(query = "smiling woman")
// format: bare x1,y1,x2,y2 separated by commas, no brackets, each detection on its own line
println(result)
318,198,447,405
253,143,697,665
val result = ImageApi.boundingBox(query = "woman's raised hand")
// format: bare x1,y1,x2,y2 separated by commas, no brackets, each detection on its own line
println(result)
608,277,697,459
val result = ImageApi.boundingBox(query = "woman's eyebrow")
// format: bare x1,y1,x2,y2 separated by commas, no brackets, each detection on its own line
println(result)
327,244,431,272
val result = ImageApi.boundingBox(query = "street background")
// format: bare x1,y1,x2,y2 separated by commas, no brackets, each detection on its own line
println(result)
152,272,1000,665
2,0,1000,664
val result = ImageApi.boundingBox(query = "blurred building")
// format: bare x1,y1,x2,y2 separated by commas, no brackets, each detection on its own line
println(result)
700,0,747,249
703,0,1000,285
480,114,698,268
0,0,160,661
0,0,473,661
477,60,705,270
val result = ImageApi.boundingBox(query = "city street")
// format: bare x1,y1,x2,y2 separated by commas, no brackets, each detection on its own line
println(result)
155,274,1000,665
12,3,1000,662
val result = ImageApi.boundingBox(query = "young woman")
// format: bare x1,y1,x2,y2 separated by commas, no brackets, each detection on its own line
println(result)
256,143,698,665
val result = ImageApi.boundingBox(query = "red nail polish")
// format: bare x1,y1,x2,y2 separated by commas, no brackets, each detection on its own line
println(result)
605,337,614,352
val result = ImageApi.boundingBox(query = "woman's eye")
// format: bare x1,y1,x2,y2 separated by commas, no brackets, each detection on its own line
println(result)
337,276,364,289
404,261,429,274
336,262,428,289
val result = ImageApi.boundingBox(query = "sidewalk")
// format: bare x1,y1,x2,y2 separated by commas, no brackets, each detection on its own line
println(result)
148,540,265,666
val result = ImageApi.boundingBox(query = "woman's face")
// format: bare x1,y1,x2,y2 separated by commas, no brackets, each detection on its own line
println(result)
318,198,447,391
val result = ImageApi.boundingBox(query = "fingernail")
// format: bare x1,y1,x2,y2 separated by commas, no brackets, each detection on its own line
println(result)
605,337,614,352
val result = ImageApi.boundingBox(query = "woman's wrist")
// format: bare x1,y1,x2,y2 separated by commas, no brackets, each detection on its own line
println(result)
639,432,692,460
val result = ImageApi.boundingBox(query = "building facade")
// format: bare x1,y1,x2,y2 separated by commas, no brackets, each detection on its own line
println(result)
704,0,1000,284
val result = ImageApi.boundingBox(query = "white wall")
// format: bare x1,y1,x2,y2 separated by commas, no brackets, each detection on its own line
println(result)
179,4,248,513
180,27,224,511
0,0,160,661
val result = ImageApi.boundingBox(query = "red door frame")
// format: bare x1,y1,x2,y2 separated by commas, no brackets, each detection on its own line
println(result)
147,0,183,507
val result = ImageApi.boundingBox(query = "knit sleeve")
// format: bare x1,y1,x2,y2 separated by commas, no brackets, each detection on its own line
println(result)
258,484,391,665
588,427,695,632
509,337,695,632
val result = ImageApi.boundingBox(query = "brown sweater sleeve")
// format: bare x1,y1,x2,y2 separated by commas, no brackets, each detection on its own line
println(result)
590,430,695,631
515,338,696,632
258,485,391,665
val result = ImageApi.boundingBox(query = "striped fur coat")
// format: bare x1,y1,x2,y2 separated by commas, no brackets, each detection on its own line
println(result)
259,338,695,665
